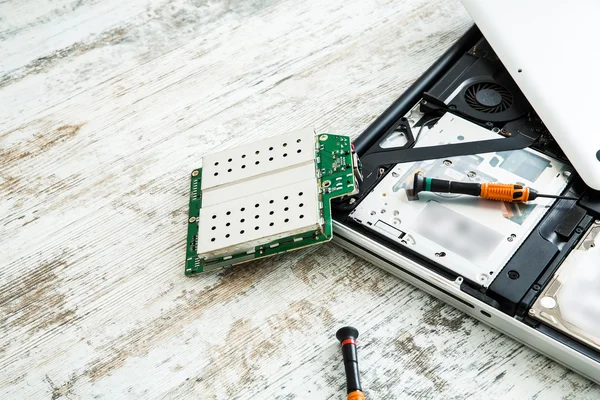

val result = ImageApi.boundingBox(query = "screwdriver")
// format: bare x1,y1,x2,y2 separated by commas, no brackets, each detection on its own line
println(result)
407,173,579,203
336,326,365,400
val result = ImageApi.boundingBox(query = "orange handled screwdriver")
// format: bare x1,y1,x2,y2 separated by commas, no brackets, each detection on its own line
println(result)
336,326,366,400
408,173,578,203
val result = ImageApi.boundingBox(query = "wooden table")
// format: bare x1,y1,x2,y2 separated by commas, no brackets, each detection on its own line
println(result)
1,0,598,398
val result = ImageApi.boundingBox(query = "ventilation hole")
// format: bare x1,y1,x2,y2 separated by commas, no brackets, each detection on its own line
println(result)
284,196,289,200
269,147,274,151
214,162,219,166
242,154,246,158
211,226,216,230
269,200,274,204
240,207,245,212
240,218,245,223
298,192,303,196
283,143,288,147
517,69,522,73
226,211,231,215
255,150,260,155
269,222,274,226
255,203,260,208
297,149,301,153
299,214,304,219
269,157,273,161
242,165,246,169
214,172,218,176
226,222,231,227
211,238,216,242
212,215,217,219
227,168,232,172
255,215,259,219
284,218,289,223
255,161,260,165
284,207,289,211
255,226,259,230
296,139,301,143
283,153,288,157
228,158,232,162
225,234,230,238
299,203,304,207
269,211,274,215
240,230,245,234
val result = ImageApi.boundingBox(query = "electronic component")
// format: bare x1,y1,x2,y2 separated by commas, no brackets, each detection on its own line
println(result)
185,128,357,275
530,221,600,351
349,113,571,287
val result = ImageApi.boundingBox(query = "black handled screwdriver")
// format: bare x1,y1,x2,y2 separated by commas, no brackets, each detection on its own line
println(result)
336,326,365,400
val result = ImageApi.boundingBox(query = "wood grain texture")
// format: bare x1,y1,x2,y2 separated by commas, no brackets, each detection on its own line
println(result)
0,0,598,398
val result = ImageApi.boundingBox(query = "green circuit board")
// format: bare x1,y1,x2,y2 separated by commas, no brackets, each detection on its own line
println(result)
185,133,356,275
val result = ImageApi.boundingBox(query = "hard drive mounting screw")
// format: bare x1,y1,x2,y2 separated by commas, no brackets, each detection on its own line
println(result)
562,171,571,178
349,198,356,205
467,171,477,178
188,217,196,223
595,220,600,225
528,309,536,316
532,284,541,291
192,170,199,177
575,227,584,234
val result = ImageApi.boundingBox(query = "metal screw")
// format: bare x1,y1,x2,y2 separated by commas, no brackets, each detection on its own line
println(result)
192,170,199,177
575,227,584,234
349,198,356,205
507,237,514,242
532,284,541,291
443,160,452,166
563,171,571,178
529,309,536,315
492,127,501,133
188,217,196,223
467,171,477,178
508,270,520,280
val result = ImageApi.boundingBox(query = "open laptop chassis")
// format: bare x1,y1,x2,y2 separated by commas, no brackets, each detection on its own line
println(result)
332,26,600,383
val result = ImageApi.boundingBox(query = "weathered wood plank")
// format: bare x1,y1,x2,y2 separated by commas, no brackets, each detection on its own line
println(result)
1,0,598,398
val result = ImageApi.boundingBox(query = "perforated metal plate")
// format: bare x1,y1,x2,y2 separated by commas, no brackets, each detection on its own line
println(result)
185,129,356,274
197,178,320,259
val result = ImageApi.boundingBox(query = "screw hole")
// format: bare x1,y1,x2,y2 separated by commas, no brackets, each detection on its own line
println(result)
211,238,216,242
518,69,523,73
255,161,260,165
296,139,301,143
225,234,230,238
255,203,259,208
240,218,245,223
240,230,245,234
226,222,230,227
269,147,273,151
269,157,273,161
228,158,232,162
269,222,274,226
255,151,260,155
283,153,288,157
214,172,218,176
255,215,259,219
211,226,216,230
226,211,231,215
299,203,304,207
284,218,289,223
297,149,301,153
240,207,245,212
242,154,246,158
284,207,289,211
269,200,274,204
283,143,287,147
212,215,217,219
241,165,246,169
255,226,259,230
227,168,232,172
284,196,289,200
214,162,219,166
299,214,304,219
299,192,303,196
269,211,274,215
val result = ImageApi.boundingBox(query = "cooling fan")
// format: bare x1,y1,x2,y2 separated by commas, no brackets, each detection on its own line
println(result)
464,82,513,114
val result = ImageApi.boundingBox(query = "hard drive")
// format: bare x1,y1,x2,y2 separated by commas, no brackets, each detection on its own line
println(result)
530,221,600,351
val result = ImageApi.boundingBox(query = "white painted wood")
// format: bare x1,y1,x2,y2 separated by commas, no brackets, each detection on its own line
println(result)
0,0,598,398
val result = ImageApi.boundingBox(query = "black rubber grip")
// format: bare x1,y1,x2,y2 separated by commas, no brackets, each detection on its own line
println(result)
429,178,482,196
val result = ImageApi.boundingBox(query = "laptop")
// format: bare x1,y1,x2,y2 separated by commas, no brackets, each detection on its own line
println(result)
332,1,600,383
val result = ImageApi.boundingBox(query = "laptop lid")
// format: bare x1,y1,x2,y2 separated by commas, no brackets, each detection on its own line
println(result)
461,0,600,190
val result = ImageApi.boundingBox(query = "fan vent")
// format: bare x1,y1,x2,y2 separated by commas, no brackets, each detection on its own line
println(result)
464,82,513,113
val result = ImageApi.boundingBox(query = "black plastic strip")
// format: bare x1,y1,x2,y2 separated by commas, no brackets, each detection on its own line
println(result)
353,25,482,156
